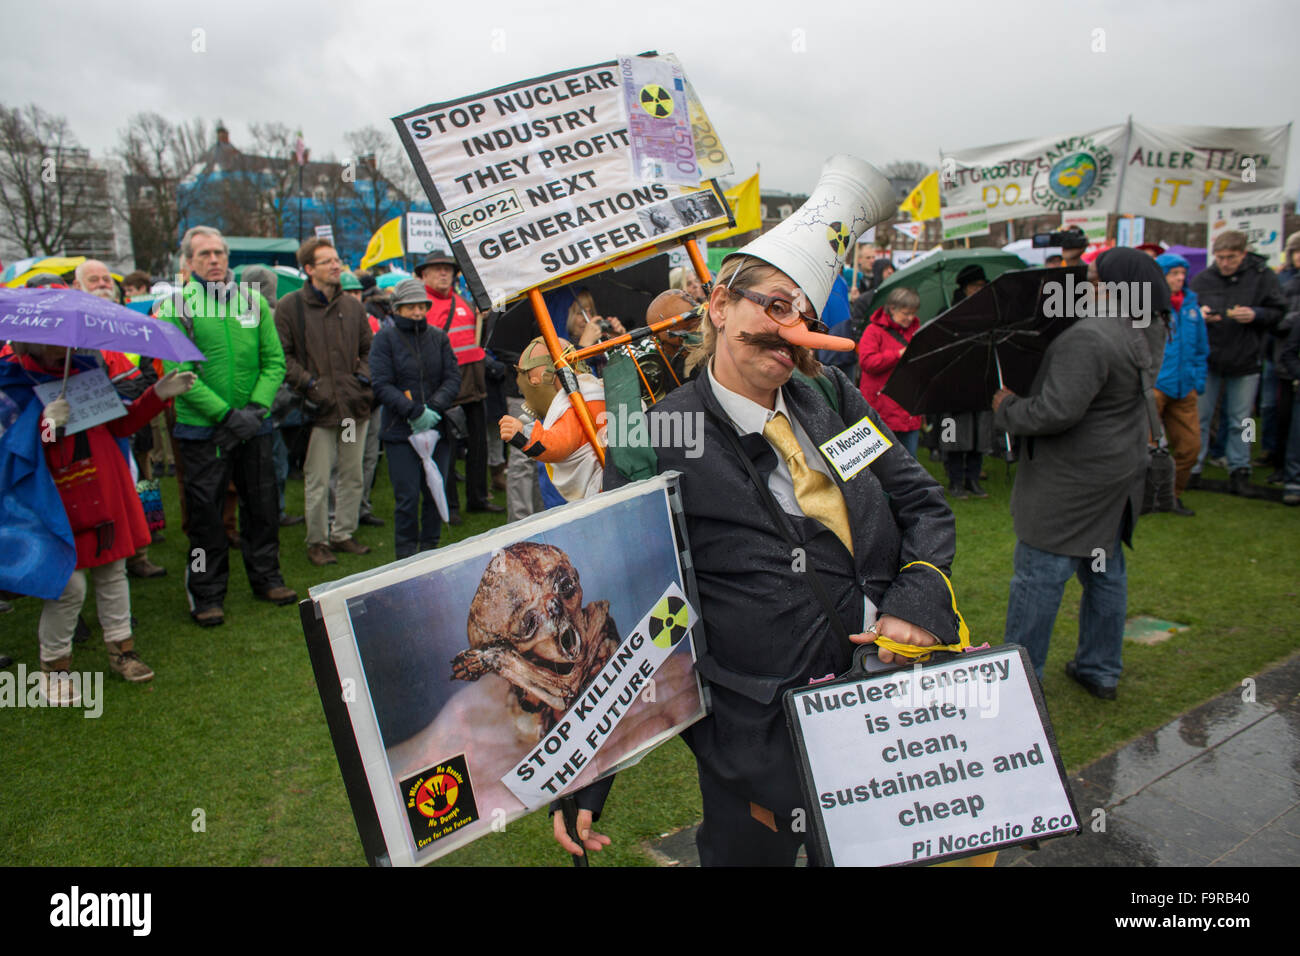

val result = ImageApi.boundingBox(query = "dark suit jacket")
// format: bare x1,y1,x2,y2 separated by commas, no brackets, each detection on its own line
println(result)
586,365,958,815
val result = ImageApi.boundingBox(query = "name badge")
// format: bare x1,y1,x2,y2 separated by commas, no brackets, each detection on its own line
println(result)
818,414,892,481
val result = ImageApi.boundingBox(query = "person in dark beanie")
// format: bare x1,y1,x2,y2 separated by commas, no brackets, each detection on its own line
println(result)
1189,230,1287,496
416,251,503,520
370,279,461,557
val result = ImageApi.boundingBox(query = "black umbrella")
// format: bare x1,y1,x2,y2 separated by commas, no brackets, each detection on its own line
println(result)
484,255,671,360
882,266,1087,415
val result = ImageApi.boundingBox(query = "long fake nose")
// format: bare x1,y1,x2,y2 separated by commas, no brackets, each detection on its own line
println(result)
778,322,855,352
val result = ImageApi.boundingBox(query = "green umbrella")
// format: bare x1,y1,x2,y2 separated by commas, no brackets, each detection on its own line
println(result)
867,248,1028,321
233,263,305,300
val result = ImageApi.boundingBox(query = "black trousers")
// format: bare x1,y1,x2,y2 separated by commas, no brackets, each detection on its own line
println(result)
178,433,285,611
386,437,451,559
695,767,813,867
447,399,489,511
944,450,983,484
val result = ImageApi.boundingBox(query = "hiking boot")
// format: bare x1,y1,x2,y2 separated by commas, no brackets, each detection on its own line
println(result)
1228,469,1257,498
947,482,969,500
107,641,154,683
257,585,298,606
1172,497,1196,516
127,556,167,579
358,514,385,527
964,478,989,498
329,537,371,555
308,543,339,565
192,607,225,627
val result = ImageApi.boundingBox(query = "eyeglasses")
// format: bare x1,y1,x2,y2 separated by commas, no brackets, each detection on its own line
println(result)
312,256,342,268
730,288,823,330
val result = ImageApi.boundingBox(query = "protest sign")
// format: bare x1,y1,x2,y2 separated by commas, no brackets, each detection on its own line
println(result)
617,54,698,186
301,474,706,865
1061,209,1109,241
785,645,1078,866
892,220,926,242
1116,216,1146,248
393,57,731,311
941,203,989,242
404,211,450,256
1119,122,1291,224
33,366,125,435
1207,189,1285,263
941,125,1127,223
313,224,334,245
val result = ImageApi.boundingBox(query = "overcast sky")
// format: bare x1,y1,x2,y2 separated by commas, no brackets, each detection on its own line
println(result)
4,0,1297,198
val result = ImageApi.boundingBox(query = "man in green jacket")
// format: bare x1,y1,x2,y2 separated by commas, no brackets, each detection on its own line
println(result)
158,226,297,626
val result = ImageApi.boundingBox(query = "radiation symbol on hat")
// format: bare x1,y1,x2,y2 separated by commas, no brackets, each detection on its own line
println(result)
826,222,851,258
639,84,674,119
649,595,690,649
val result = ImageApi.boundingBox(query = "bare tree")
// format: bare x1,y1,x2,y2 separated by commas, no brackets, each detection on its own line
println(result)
246,121,302,238
343,125,417,237
117,113,209,274
0,103,99,256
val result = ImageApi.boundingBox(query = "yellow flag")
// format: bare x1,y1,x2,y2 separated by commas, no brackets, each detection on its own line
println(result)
900,171,940,222
707,172,761,243
360,217,404,271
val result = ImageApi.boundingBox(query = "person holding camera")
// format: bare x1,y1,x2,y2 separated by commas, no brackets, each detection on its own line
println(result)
157,226,297,626
276,238,375,566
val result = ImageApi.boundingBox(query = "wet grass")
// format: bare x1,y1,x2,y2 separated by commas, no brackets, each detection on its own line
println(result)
2,448,1296,866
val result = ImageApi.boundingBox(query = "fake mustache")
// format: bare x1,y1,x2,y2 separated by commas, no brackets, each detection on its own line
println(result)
734,330,820,375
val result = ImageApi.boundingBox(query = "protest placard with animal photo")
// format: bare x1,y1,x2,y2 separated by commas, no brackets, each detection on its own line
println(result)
392,55,732,311
301,474,706,865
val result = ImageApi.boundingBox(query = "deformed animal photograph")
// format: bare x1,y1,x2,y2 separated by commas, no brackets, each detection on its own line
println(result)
342,486,704,860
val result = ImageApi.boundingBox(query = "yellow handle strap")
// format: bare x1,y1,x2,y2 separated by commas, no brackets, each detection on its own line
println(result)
870,561,971,662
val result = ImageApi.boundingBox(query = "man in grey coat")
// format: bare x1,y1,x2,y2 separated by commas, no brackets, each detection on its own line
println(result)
992,248,1168,700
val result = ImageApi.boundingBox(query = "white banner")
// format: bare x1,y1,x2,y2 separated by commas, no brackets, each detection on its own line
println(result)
404,212,450,255
941,125,1127,224
1208,189,1285,262
1118,122,1291,224
393,58,730,310
941,203,989,241
1061,210,1109,241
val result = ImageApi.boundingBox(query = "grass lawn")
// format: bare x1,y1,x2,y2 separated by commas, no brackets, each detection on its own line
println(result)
2,447,1296,866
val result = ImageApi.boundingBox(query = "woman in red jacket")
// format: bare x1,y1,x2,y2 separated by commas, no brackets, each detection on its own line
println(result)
857,286,924,456
8,342,193,704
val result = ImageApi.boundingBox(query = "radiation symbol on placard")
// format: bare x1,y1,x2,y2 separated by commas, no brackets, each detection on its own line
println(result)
649,595,690,649
826,222,851,258
639,84,674,118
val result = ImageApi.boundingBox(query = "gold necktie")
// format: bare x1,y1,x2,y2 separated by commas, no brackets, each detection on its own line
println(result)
763,412,854,555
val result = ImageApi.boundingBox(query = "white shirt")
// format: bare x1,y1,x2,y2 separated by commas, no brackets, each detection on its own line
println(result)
707,361,878,631
707,362,833,518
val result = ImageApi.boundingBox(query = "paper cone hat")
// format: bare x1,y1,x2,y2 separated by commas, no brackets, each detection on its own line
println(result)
724,155,895,318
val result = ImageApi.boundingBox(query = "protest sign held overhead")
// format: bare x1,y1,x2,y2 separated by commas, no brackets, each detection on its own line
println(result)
393,56,731,311
1208,189,1285,262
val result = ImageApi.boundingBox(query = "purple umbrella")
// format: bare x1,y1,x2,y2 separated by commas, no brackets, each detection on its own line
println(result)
0,287,205,363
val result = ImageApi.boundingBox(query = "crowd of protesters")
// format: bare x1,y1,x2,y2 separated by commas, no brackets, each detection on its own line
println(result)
1,221,1296,706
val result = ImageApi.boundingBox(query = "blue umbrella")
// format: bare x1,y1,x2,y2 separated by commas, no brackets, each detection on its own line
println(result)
0,287,205,363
